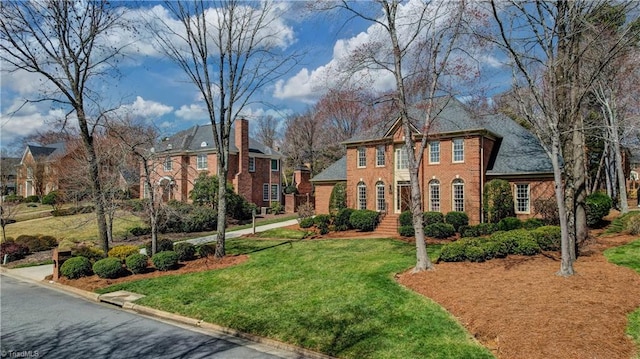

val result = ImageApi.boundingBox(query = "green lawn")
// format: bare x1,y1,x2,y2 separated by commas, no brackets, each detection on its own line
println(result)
99,239,489,358
605,239,640,353
255,228,311,239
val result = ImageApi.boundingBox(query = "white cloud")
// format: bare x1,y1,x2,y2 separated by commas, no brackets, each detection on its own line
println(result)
0,101,67,145
116,96,174,119
175,104,208,121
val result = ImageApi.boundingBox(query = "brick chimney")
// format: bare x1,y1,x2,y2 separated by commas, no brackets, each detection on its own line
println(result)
294,166,312,194
233,119,252,201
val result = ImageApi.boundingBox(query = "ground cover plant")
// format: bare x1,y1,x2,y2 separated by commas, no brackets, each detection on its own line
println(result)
99,239,491,359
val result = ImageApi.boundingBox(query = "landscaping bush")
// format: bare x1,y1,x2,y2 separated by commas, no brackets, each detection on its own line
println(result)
334,208,354,231
4,195,24,203
125,199,147,212
399,211,413,226
459,225,479,238
297,202,315,219
39,235,58,248
439,241,467,262
14,234,57,253
145,238,174,255
92,257,125,279
585,191,613,227
270,201,284,215
464,245,486,262
533,197,560,225
183,206,217,232
317,222,330,235
52,205,94,217
398,225,415,237
173,242,196,261
424,211,445,225
626,215,640,235
108,245,140,261
125,253,148,274
0,241,29,262
523,218,545,230
42,190,63,210
530,225,561,251
152,251,179,271
513,237,541,256
25,195,40,203
196,244,216,258
349,210,379,232
60,256,92,279
480,240,509,260
490,231,519,254
483,179,515,223
328,182,347,214
71,245,104,263
424,223,455,239
476,223,498,236
129,226,151,236
445,212,469,232
314,214,332,227
299,217,314,229
498,217,522,231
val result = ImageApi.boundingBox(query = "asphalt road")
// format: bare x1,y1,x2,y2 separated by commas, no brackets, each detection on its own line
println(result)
0,275,304,359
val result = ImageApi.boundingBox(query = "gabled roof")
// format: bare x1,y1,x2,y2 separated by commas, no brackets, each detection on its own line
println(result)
21,142,67,164
156,123,281,157
312,98,553,182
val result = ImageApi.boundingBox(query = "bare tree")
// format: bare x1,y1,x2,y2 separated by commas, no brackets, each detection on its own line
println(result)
253,115,280,150
0,198,21,242
144,0,299,258
325,0,476,272
0,0,130,255
489,0,639,275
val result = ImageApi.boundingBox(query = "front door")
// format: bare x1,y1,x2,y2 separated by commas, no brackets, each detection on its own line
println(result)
396,181,411,213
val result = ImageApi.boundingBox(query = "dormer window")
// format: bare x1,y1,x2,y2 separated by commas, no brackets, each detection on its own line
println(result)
167,144,173,150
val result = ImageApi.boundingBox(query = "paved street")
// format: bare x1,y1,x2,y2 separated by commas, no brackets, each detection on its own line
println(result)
0,275,304,359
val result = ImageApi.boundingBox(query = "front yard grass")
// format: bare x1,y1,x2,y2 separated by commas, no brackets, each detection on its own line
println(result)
605,239,640,352
99,239,491,358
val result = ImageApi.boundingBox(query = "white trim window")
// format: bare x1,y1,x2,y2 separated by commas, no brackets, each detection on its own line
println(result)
271,184,279,201
357,147,367,168
429,141,440,164
376,181,386,212
270,159,279,171
452,138,464,163
452,179,464,212
196,154,208,170
515,183,530,213
163,157,173,171
429,179,440,212
376,145,386,167
263,184,269,201
357,182,367,210
248,157,255,172
395,147,408,170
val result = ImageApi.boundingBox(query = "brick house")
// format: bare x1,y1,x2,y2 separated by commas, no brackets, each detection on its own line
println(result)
1,157,20,196
15,143,67,198
311,99,555,229
143,119,282,208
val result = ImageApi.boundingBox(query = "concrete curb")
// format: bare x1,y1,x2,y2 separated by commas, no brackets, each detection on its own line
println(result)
1,267,334,359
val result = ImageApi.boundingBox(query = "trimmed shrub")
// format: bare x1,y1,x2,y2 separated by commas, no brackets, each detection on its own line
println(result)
459,225,480,238
439,241,467,262
424,223,455,239
71,245,104,263
152,251,179,271
349,210,379,232
60,256,92,279
398,225,415,237
145,238,174,255
317,222,330,235
108,245,140,260
299,217,314,229
1,241,29,262
523,218,545,230
490,231,519,254
4,195,24,203
270,201,284,215
334,208,354,231
42,190,63,210
483,179,515,223
15,234,56,253
424,211,445,225
174,242,196,261
399,211,413,226
129,226,151,236
445,212,469,232
585,191,613,227
25,195,40,203
464,245,486,262
530,225,561,251
626,215,640,235
38,235,58,249
514,237,541,256
480,240,509,260
476,223,498,236
92,257,125,279
197,244,216,258
497,217,522,231
183,206,217,233
125,253,149,274
328,182,347,214
314,214,331,227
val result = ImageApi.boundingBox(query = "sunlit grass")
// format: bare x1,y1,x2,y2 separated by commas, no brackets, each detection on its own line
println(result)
99,239,490,359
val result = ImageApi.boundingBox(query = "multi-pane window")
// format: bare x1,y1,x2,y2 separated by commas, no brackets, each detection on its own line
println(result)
26,167,33,178
248,157,255,172
396,147,408,170
515,183,530,213
196,154,208,170
263,184,279,201
452,179,464,212
376,146,386,167
271,159,279,171
429,141,440,163
453,138,464,162
271,184,279,201
357,182,367,210
358,147,367,168
163,157,173,171
376,181,386,212
429,180,440,212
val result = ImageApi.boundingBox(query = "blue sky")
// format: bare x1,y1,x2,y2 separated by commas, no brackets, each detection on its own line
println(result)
0,1,506,154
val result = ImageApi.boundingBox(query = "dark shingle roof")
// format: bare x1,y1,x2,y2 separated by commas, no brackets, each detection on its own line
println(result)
26,143,66,160
310,156,346,182
157,123,280,157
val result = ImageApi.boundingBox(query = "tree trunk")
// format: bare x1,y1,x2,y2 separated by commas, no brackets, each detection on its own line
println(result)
409,160,434,272
214,152,228,259
552,139,574,276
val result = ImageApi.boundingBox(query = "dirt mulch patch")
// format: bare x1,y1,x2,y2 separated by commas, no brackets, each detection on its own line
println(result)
398,232,640,359
56,255,248,292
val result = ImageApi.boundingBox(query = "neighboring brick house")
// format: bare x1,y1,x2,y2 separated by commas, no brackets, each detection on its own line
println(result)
16,143,67,198
143,119,282,208
1,157,20,196
311,99,555,227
